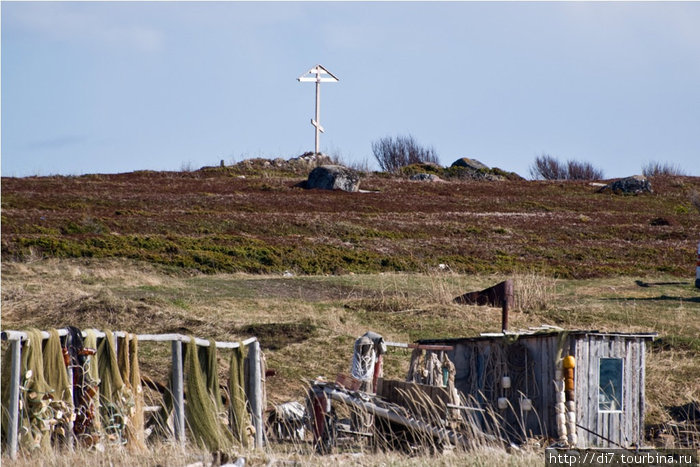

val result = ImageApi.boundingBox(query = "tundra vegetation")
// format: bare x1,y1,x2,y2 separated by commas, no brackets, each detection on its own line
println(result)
1,160,698,465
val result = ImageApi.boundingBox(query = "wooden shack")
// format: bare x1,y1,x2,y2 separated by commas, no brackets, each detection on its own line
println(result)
417,328,656,448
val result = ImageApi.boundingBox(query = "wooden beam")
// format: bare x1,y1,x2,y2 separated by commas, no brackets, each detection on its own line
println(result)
6,339,21,459
385,341,454,351
247,340,264,448
1,330,257,349
171,340,185,443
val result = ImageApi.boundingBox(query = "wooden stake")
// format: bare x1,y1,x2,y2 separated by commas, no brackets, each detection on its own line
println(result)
247,340,264,448
7,338,21,459
171,339,185,443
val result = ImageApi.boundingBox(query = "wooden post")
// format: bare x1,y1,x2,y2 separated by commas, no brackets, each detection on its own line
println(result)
66,363,75,450
7,338,22,459
171,339,185,443
502,279,513,333
247,340,264,448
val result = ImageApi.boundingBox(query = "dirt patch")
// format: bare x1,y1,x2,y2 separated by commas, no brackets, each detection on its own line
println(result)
233,278,361,302
238,320,318,351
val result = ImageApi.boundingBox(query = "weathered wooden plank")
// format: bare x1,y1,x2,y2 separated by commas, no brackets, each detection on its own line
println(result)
625,340,636,446
1,330,257,349
171,339,185,444
632,339,643,446
609,337,621,446
584,336,598,447
6,339,21,459
540,336,552,439
248,340,264,448
590,336,601,447
575,335,585,447
639,339,647,447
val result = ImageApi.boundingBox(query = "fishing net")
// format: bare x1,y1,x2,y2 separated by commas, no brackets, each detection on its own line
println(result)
228,344,249,447
184,338,234,452
42,329,73,443
199,339,224,413
118,334,146,451
20,329,52,453
42,330,72,407
80,329,103,438
15,329,72,453
97,330,135,445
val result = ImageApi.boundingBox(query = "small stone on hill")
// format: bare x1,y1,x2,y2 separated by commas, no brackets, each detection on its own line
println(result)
597,175,653,195
306,165,360,192
409,173,442,182
288,152,333,168
451,157,489,171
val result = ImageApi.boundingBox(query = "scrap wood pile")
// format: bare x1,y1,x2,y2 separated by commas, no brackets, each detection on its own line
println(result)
1,327,255,457
305,380,505,454
265,331,507,454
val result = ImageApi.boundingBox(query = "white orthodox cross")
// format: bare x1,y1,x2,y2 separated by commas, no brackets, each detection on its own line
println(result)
298,64,339,155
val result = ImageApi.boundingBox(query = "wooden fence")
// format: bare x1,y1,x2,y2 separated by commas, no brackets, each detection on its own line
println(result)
1,329,263,459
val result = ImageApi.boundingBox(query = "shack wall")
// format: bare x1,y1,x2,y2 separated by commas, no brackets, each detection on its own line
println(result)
572,335,647,448
443,332,650,448
448,334,561,442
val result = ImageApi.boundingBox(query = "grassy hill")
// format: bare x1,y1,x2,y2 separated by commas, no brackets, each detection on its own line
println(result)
1,165,699,460
2,167,699,278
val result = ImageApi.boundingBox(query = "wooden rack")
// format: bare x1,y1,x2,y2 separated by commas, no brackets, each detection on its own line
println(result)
1,329,263,459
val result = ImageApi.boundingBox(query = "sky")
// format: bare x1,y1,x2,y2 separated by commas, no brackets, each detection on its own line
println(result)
2,1,699,178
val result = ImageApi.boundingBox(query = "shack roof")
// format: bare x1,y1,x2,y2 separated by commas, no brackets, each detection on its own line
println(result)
416,326,657,345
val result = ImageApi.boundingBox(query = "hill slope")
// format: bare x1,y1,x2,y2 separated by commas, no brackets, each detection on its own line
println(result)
2,168,699,278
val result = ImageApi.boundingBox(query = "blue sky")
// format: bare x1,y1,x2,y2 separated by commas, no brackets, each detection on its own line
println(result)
2,1,699,178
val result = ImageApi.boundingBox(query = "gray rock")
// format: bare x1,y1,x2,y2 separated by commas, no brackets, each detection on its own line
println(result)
597,175,653,195
306,165,360,192
289,152,333,168
451,157,489,171
409,173,442,182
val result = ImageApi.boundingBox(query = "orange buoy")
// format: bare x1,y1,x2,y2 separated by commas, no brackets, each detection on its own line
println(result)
563,355,576,369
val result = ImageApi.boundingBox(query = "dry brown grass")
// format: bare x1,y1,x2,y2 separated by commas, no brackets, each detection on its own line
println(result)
1,258,698,460
3,441,212,467
512,271,557,312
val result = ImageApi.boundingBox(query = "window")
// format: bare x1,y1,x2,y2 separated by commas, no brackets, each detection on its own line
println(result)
598,358,623,411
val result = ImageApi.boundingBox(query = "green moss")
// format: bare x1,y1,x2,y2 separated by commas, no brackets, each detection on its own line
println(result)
399,163,443,176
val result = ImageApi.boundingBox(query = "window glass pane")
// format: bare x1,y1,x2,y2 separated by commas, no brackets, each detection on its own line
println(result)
599,358,623,411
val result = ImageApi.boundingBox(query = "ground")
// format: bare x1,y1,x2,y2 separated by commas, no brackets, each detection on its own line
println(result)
1,166,699,464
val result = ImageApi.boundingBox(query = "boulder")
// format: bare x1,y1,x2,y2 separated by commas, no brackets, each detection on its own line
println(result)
597,175,653,195
409,173,442,182
306,165,360,192
451,157,489,171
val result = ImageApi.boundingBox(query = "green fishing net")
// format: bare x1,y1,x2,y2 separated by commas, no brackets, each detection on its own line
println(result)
229,344,249,447
97,330,135,445
184,338,234,453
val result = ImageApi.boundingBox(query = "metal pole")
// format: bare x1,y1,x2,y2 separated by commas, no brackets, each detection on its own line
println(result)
248,340,264,448
171,339,185,443
315,75,321,154
7,338,22,459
